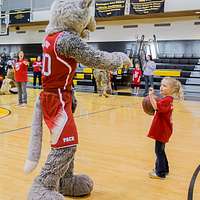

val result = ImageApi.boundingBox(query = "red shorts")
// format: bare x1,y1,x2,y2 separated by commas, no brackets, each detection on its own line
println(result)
40,89,78,149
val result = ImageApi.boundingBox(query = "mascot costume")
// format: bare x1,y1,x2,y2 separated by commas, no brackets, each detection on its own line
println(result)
0,67,17,95
24,0,131,199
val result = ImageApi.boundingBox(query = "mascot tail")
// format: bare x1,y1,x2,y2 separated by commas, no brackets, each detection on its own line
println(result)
24,95,43,174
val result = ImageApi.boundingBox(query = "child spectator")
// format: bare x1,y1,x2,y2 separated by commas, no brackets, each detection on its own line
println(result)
131,62,142,95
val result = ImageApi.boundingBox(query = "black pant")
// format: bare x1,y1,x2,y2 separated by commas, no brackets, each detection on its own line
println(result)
93,77,97,93
155,140,169,178
33,71,42,86
111,75,117,90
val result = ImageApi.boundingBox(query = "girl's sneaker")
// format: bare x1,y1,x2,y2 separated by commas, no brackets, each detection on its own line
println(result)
149,171,165,180
152,169,169,176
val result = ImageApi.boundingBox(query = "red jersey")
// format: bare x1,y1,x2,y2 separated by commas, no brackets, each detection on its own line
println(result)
33,61,42,72
42,32,77,89
14,59,28,82
132,68,142,85
147,96,173,143
41,32,78,148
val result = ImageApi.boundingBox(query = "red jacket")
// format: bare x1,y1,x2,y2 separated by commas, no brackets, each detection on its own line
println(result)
147,96,174,143
14,59,28,82
33,61,42,72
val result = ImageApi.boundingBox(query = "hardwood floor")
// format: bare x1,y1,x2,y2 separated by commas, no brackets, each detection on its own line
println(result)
0,88,200,200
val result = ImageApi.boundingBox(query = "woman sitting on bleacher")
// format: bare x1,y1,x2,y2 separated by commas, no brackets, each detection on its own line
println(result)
143,55,156,96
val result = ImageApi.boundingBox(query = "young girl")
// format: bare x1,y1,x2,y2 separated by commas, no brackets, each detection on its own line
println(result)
147,77,183,179
131,63,142,95
14,51,29,106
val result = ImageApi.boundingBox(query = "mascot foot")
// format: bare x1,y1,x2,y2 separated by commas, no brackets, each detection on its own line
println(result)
28,180,64,200
59,174,94,197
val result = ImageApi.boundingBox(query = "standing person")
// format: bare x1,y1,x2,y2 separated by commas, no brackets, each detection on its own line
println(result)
143,55,156,96
32,56,42,88
111,68,118,91
131,62,142,95
147,77,183,179
14,51,28,106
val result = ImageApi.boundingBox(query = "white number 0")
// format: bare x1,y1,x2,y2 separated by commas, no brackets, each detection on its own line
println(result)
42,53,51,76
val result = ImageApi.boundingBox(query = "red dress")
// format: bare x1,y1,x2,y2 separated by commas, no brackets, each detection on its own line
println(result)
132,68,142,86
41,32,78,149
147,96,174,143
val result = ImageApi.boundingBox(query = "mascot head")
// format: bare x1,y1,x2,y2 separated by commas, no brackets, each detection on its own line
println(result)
46,0,96,38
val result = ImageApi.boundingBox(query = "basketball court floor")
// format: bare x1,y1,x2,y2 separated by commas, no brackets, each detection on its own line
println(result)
0,89,200,200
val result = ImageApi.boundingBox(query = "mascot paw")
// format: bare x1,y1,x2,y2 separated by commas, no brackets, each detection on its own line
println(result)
24,160,38,174
59,174,94,197
28,180,64,200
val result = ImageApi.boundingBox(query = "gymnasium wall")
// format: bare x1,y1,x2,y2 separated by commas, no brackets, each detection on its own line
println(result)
0,19,200,45
31,0,200,21
164,0,200,12
0,0,200,56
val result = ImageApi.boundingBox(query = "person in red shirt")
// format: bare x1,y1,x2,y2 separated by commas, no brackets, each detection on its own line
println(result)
14,51,28,106
147,77,183,179
131,62,142,95
32,56,42,88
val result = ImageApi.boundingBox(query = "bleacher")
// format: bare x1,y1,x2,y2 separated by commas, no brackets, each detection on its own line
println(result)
73,64,131,93
150,55,200,100
62,54,200,101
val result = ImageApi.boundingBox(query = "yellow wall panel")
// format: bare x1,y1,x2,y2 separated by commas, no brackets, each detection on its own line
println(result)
83,68,93,73
76,73,85,79
153,70,181,77
73,80,77,85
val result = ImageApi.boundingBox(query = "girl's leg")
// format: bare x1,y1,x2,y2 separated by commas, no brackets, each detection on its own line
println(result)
163,150,169,174
133,87,137,95
28,146,76,200
155,140,168,177
21,82,27,104
136,87,139,95
15,82,23,104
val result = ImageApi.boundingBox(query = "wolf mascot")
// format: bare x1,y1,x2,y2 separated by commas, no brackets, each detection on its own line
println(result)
24,0,131,199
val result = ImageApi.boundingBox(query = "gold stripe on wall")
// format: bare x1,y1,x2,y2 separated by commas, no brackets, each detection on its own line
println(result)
153,69,181,77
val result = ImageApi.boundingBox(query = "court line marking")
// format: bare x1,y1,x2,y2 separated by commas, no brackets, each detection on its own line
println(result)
0,106,121,135
0,107,11,119
187,165,200,200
